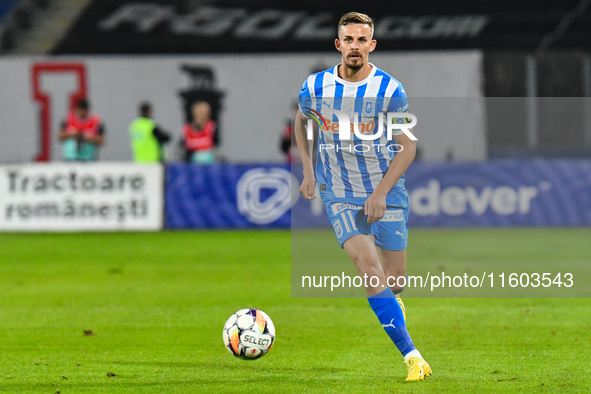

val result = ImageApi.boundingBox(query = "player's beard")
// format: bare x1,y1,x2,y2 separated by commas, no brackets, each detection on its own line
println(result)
344,53,364,71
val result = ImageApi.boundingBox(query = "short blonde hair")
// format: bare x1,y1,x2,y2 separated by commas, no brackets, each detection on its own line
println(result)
338,12,374,38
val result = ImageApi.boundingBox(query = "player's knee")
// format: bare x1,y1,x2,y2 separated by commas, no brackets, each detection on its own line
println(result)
358,265,386,289
391,285,405,294
351,253,380,276
386,273,406,294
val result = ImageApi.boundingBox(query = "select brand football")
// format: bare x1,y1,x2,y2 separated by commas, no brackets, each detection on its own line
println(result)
222,309,275,360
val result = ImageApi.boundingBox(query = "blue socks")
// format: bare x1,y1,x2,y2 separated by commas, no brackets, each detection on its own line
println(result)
368,288,415,357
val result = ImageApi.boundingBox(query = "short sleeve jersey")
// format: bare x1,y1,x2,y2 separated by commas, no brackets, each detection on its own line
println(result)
298,63,410,208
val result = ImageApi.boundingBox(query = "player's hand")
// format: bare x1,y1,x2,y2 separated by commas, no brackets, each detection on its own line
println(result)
299,176,317,200
364,192,386,224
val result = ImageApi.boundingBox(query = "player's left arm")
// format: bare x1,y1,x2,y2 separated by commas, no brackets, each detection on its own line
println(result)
365,83,415,223
364,131,416,224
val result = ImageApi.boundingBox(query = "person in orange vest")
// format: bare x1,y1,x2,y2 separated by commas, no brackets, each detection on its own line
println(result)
183,101,216,165
58,99,105,161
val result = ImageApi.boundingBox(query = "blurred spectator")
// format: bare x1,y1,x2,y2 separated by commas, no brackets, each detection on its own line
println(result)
280,102,301,164
183,101,216,165
58,99,105,161
129,102,171,163
280,120,292,162
281,66,325,164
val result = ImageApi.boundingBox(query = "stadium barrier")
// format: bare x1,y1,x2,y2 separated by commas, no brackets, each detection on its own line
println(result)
165,163,291,229
0,55,483,164
2,160,589,231
166,160,591,229
404,160,591,227
0,163,164,231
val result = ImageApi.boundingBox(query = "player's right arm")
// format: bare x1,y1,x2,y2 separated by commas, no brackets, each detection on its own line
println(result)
294,108,316,200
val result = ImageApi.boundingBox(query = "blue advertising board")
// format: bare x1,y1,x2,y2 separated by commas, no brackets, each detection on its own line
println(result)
165,163,292,229
405,160,591,227
164,160,591,229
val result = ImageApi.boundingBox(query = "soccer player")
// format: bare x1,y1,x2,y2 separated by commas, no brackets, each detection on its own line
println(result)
294,12,432,381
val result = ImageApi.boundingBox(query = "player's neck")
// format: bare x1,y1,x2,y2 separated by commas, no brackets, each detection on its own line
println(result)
338,62,373,82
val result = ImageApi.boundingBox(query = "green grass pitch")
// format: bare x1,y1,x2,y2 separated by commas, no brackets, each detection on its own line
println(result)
1,229,590,393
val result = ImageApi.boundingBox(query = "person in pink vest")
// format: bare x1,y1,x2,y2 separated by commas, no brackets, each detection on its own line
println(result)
58,99,105,161
183,101,216,165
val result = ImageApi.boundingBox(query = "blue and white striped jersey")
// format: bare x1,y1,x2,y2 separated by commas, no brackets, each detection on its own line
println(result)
298,63,410,208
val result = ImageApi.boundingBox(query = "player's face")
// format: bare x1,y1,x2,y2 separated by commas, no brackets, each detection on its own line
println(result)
335,24,376,71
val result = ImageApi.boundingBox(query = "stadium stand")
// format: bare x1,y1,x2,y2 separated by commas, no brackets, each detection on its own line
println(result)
0,0,43,51
0,0,21,50
0,0,89,54
0,0,22,22
1,0,590,159
44,0,591,159
52,0,591,54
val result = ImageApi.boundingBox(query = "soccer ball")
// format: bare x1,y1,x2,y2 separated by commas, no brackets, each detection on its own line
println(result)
222,308,275,360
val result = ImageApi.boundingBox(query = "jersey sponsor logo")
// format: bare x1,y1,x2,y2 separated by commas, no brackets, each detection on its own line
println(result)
314,109,417,142
321,118,377,135
381,209,404,222
301,107,329,130
331,203,362,215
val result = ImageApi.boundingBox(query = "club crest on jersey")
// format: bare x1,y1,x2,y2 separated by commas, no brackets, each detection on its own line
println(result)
363,100,374,116
333,220,344,238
